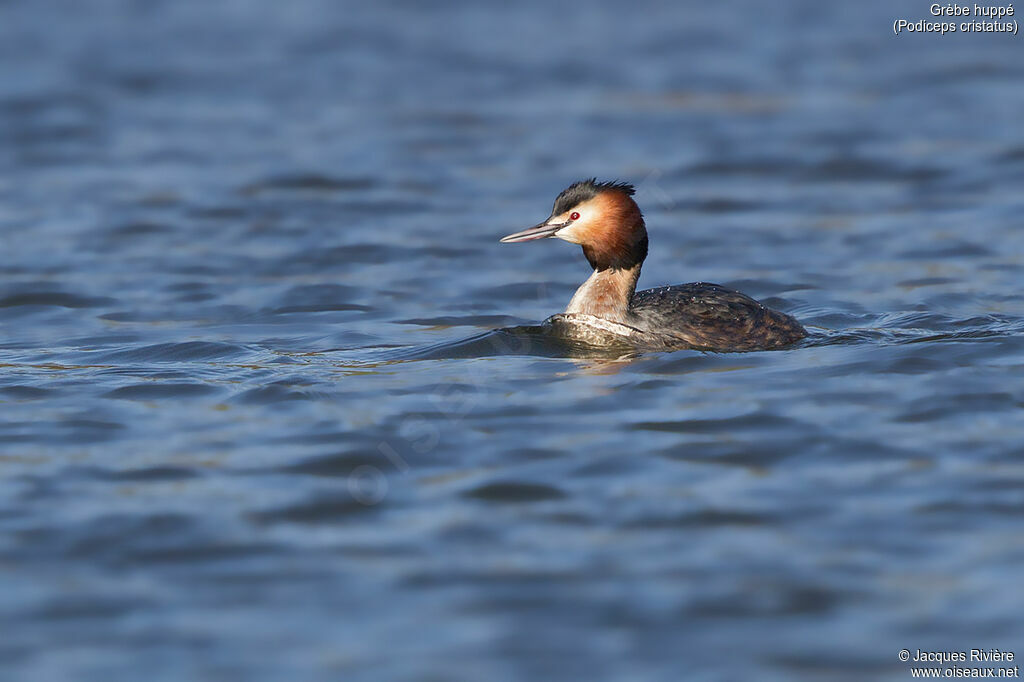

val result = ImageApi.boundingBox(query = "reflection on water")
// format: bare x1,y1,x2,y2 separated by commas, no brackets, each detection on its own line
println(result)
2,0,1024,680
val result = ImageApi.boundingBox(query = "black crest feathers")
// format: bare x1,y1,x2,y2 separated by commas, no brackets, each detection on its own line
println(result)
552,178,636,216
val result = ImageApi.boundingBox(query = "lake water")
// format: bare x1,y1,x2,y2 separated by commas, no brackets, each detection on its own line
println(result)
2,1,1023,680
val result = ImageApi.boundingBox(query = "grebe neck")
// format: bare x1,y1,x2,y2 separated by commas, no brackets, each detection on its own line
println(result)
564,263,642,323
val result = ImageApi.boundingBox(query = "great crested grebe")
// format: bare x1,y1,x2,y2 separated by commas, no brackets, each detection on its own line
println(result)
499,179,806,352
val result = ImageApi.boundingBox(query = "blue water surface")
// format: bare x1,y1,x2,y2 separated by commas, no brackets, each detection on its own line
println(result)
1,1,1023,680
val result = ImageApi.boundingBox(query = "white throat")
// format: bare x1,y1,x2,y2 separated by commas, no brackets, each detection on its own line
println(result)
564,265,641,323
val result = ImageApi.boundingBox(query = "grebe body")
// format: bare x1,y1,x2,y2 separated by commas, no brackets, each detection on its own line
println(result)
499,179,805,352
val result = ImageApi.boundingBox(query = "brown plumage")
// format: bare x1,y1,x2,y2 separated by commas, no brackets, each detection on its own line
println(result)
577,192,648,271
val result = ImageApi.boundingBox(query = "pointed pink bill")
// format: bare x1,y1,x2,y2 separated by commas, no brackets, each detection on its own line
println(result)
499,219,570,243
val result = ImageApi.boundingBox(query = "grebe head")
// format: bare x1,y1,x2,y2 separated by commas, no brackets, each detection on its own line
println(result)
500,179,648,270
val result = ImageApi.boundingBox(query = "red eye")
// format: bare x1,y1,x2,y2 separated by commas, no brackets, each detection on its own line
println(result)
570,211,580,220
